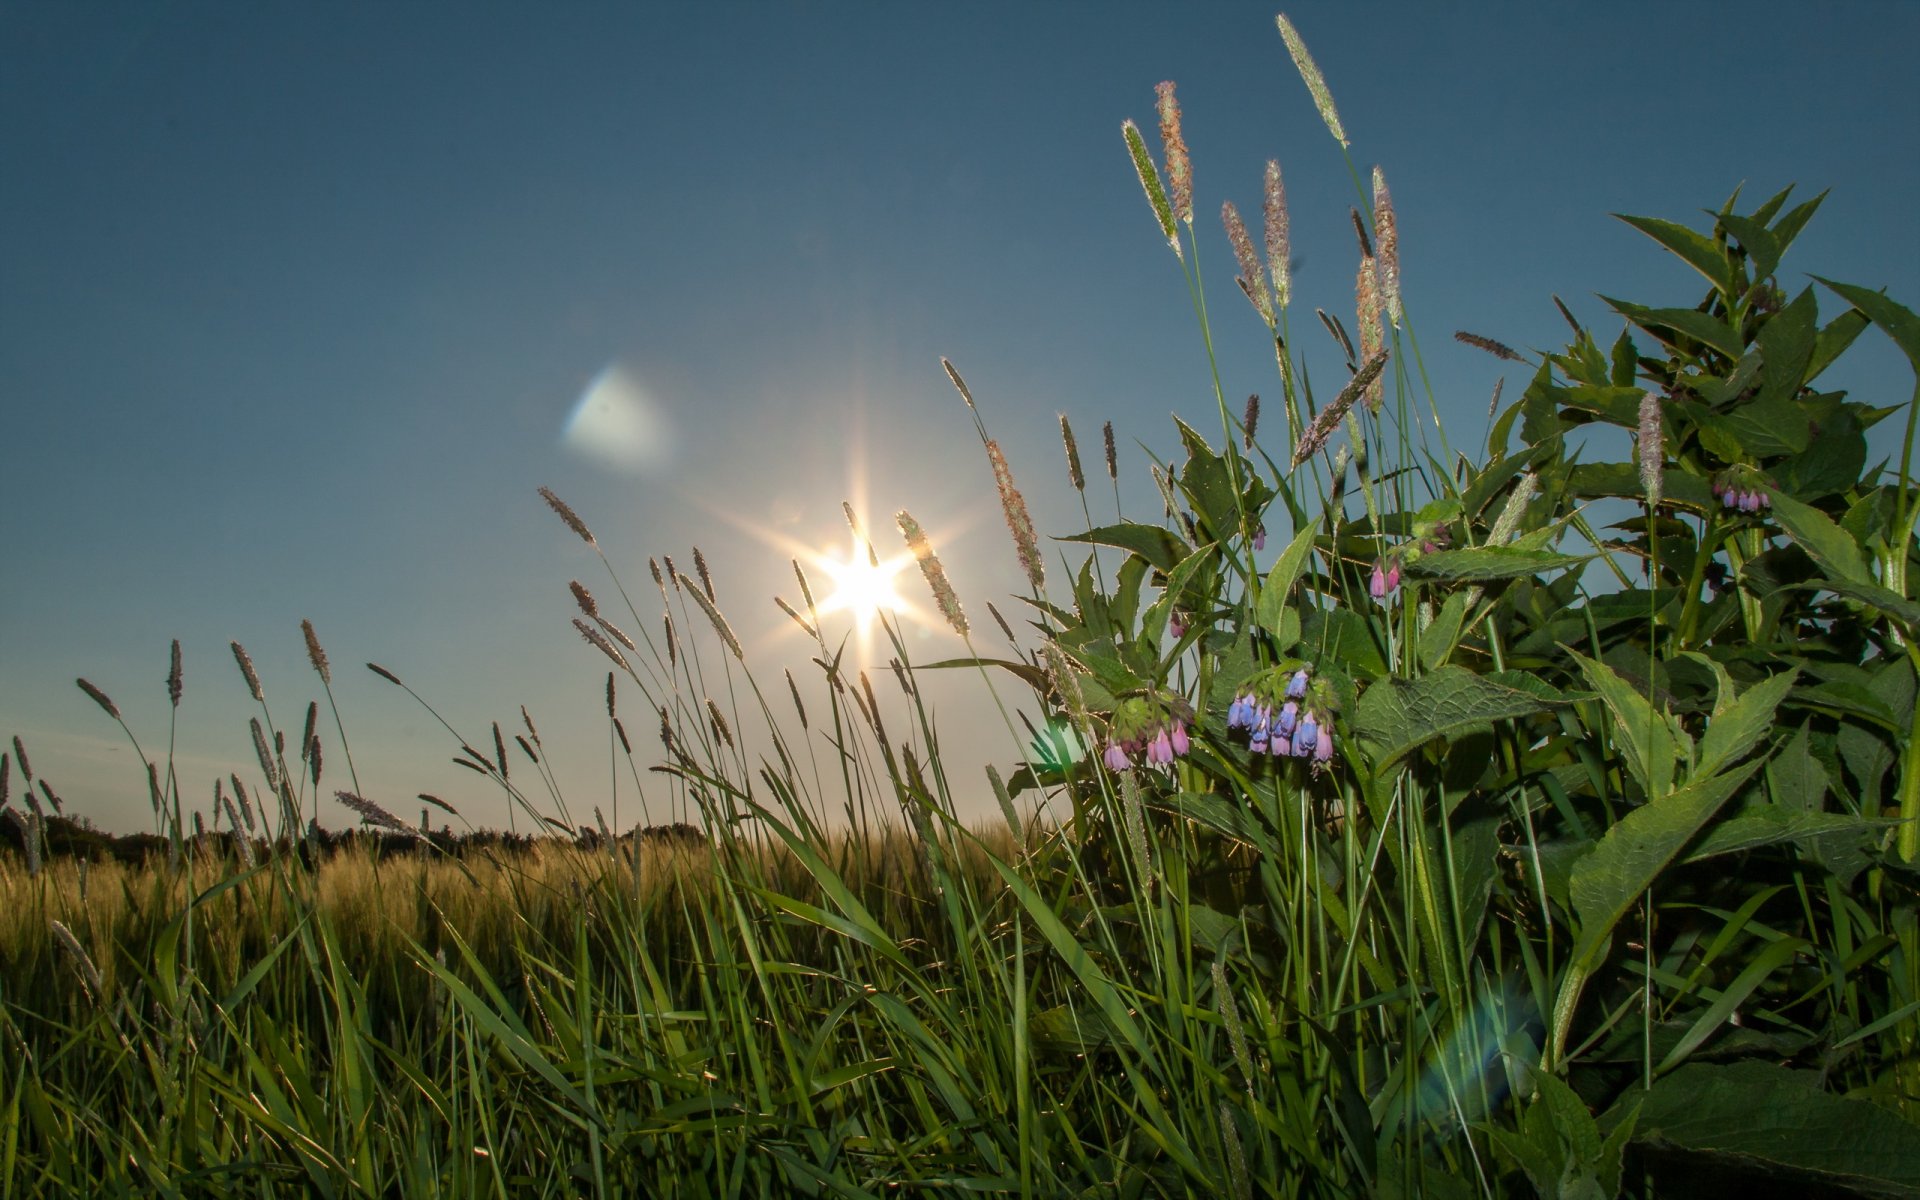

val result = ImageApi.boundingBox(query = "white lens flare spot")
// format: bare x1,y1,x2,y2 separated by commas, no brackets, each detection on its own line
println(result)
561,363,673,473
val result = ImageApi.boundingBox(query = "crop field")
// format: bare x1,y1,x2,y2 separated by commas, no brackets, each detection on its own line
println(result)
4,16,1920,1199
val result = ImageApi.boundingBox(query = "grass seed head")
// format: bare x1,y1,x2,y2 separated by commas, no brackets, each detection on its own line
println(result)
1264,159,1291,310
569,580,599,619
168,638,185,704
706,699,734,748
693,546,716,601
940,356,976,410
897,510,968,637
1293,348,1390,466
1121,119,1181,258
300,620,330,685
1243,394,1260,449
1455,330,1528,362
1059,413,1085,491
985,440,1044,592
678,572,744,660
1638,391,1665,507
574,618,630,672
231,641,263,702
1153,81,1192,226
538,486,596,547
1223,200,1273,324
1276,13,1348,147
50,920,104,1001
336,790,416,835
11,737,29,783
1355,254,1383,410
1104,421,1117,480
1371,167,1402,328
76,678,120,721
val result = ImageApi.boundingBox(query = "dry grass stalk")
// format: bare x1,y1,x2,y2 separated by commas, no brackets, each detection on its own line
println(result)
570,580,599,619
538,486,596,547
1103,421,1117,481
1455,331,1527,362
299,621,329,686
1317,308,1355,363
612,717,632,755
231,775,256,833
493,722,510,778
1059,414,1085,492
605,672,617,718
1153,81,1191,226
336,791,418,837
897,511,968,637
1356,254,1384,411
230,641,264,702
1264,159,1290,311
249,718,277,790
940,356,977,411
664,612,678,669
987,601,1016,644
367,662,404,687
1638,392,1665,507
1487,377,1506,421
308,737,322,786
76,679,119,720
786,669,808,730
776,596,818,640
1276,14,1348,147
792,559,819,621
39,779,61,815
677,572,744,660
986,441,1044,592
574,618,630,672
1121,120,1181,259
168,639,184,705
11,737,29,783
1292,348,1390,466
1223,201,1273,324
594,614,638,653
1371,167,1402,328
50,920,104,1002
706,699,734,749
693,546,716,601
419,793,459,817
1243,394,1260,449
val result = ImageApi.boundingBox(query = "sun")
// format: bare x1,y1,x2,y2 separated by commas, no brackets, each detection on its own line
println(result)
814,538,910,634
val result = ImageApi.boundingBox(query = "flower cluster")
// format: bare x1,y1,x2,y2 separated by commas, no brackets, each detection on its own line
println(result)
1712,470,1771,512
1369,556,1402,601
1103,696,1192,771
1227,664,1336,765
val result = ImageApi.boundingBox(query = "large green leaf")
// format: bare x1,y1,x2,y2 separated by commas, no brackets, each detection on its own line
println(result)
1571,650,1687,799
1254,522,1319,641
1407,546,1588,582
1353,666,1558,772
1816,276,1920,379
1681,807,1881,865
1608,1060,1920,1198
1616,213,1736,298
1695,668,1797,776
1057,523,1189,573
1768,490,1872,585
1605,297,1745,359
1564,763,1759,984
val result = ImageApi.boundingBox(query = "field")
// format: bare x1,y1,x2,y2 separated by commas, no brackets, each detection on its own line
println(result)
5,19,1920,1199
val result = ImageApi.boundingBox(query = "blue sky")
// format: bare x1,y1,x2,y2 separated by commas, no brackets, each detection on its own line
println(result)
3,1,1916,835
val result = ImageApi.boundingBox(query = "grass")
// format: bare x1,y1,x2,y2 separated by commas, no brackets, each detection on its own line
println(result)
4,14,1920,1199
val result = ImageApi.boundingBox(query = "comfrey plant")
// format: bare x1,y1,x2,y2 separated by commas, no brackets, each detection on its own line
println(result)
933,14,1920,1197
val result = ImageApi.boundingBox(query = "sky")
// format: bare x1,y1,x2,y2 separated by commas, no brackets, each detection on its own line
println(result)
3,1,1916,837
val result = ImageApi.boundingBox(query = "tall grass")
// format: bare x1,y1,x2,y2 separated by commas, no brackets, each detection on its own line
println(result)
4,13,1919,1199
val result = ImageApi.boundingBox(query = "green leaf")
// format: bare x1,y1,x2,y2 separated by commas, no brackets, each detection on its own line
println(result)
1255,522,1319,639
1570,650,1684,798
1407,546,1588,582
1754,287,1818,407
1057,523,1188,573
1605,297,1745,359
1808,305,1870,382
1718,211,1783,280
1681,808,1880,864
1815,276,1920,377
1173,419,1238,538
1616,214,1736,298
1417,590,1471,670
1695,668,1797,776
1566,763,1759,976
1352,666,1557,772
1613,1060,1920,1198
1767,490,1872,585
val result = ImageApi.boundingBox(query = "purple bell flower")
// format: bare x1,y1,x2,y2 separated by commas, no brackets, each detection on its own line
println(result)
1313,725,1334,763
1292,714,1318,758
1169,720,1189,757
1275,700,1299,737
1104,741,1131,772
1285,669,1310,700
1369,563,1388,599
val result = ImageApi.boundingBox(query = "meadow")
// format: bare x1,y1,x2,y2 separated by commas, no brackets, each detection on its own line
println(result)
5,17,1920,1198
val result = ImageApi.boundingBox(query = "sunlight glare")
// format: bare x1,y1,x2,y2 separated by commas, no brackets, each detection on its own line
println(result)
815,539,910,634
